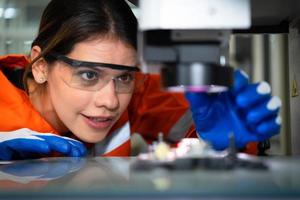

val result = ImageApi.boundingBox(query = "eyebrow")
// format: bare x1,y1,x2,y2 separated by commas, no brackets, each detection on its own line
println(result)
82,66,134,77
49,52,140,72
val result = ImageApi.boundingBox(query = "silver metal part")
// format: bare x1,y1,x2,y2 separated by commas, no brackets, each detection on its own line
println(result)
161,62,233,92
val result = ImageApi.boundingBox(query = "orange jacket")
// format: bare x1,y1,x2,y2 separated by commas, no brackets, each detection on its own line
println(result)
0,55,56,133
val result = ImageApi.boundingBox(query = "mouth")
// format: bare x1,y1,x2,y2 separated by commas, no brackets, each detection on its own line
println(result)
81,114,115,129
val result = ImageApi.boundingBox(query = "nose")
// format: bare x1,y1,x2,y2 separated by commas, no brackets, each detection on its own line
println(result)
94,80,119,111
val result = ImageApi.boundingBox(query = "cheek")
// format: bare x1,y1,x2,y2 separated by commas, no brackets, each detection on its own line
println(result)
118,93,133,114
47,72,91,119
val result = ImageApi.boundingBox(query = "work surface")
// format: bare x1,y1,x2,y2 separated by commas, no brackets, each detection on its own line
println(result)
0,156,300,200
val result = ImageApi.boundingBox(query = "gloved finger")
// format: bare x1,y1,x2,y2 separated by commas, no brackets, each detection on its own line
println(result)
256,116,281,139
247,96,281,124
6,139,50,155
63,137,87,156
67,146,81,157
35,134,71,155
236,81,271,108
186,92,221,132
235,131,261,149
231,69,249,94
16,152,46,160
199,133,228,151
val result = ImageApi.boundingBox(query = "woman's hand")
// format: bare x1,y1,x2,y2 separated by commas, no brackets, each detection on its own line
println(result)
185,70,281,150
0,128,87,160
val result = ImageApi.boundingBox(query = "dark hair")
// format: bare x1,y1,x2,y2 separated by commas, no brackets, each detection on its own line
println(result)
24,0,137,91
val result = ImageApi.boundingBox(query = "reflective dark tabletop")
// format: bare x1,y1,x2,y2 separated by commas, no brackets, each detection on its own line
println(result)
0,156,300,200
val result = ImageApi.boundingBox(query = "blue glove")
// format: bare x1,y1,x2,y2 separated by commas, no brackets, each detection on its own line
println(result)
0,128,87,160
185,70,281,150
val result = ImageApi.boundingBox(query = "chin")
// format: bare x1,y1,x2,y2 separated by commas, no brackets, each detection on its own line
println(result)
73,130,108,143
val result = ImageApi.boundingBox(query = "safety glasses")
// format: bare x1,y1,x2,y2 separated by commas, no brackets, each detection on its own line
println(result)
49,52,141,93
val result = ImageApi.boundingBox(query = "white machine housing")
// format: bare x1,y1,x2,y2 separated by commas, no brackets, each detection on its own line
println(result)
139,0,251,30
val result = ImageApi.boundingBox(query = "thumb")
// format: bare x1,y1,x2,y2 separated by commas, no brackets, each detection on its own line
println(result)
185,92,212,110
231,69,249,95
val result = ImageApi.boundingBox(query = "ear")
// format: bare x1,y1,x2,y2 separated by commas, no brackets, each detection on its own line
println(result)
31,46,48,84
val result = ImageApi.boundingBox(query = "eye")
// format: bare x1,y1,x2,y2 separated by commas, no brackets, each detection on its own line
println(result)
117,73,134,83
78,70,99,81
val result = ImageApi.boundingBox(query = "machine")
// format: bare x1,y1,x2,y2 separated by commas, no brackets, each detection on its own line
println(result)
138,0,251,92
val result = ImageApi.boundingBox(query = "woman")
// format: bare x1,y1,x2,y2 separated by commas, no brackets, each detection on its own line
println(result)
0,0,281,160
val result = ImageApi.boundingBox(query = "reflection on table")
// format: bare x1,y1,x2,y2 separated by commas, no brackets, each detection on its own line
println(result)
0,156,300,199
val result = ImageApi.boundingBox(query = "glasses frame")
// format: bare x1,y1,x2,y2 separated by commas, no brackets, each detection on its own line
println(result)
48,52,140,72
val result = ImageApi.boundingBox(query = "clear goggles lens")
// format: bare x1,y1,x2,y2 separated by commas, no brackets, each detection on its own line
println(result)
50,53,142,93
59,65,139,93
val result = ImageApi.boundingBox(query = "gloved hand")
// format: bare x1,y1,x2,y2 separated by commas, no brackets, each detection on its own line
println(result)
185,70,281,150
0,128,87,160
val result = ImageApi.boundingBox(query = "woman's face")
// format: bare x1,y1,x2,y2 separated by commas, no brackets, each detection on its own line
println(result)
45,37,137,143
